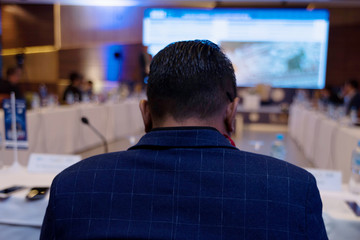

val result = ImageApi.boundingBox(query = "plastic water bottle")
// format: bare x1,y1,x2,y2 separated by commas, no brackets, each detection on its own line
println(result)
270,134,286,160
47,94,55,107
83,93,90,103
350,107,358,125
349,141,360,194
31,93,41,109
39,84,48,107
328,104,335,119
66,93,74,105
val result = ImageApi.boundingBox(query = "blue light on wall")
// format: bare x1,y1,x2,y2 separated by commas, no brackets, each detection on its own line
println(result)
103,44,124,82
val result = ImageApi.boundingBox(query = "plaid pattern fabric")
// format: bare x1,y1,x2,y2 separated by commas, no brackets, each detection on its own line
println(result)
41,127,328,240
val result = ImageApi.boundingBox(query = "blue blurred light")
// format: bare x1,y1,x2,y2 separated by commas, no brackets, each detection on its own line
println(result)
103,44,123,82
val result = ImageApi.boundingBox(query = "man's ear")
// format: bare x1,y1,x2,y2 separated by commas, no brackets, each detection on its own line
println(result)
139,99,153,133
225,97,240,134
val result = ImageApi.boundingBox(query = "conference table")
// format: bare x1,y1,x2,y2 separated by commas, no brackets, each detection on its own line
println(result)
0,98,144,167
0,98,144,239
0,100,360,239
289,103,360,183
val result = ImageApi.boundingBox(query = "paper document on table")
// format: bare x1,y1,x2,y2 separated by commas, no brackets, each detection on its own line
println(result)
306,168,342,191
28,153,81,174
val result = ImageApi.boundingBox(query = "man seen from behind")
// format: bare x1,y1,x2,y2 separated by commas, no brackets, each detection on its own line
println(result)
41,40,328,240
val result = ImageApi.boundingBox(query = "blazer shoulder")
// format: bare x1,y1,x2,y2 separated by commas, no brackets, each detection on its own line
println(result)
240,150,314,182
54,151,126,178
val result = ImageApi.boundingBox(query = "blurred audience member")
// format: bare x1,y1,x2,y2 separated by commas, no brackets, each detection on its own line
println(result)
139,45,152,83
62,72,83,103
0,67,23,99
319,86,343,106
82,80,94,100
343,79,360,115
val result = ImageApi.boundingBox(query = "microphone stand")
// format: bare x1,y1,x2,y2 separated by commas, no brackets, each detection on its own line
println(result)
81,117,108,153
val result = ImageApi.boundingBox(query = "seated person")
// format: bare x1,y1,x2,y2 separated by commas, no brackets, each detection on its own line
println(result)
139,45,152,82
0,67,23,100
343,79,360,115
82,80,94,100
62,72,83,103
41,40,328,240
319,86,343,106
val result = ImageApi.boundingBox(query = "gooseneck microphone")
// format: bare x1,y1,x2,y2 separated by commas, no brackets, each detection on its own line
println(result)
81,116,108,153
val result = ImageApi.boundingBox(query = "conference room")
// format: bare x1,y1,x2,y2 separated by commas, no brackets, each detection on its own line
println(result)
0,0,360,239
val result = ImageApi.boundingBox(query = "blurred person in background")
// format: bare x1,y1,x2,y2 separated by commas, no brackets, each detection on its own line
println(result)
139,45,152,84
319,85,343,106
0,67,24,100
62,72,83,103
342,78,360,115
82,80,94,100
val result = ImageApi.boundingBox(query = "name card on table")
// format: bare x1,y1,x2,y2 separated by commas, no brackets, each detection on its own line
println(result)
306,168,342,191
28,153,81,174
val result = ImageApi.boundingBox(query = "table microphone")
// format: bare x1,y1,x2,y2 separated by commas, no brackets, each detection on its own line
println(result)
81,116,108,153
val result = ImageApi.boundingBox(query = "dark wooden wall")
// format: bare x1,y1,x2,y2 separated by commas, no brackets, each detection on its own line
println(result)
325,8,360,87
1,4,54,48
326,28,360,87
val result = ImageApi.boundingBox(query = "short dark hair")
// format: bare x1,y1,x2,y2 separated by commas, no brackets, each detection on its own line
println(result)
69,72,83,84
147,40,236,121
347,78,359,90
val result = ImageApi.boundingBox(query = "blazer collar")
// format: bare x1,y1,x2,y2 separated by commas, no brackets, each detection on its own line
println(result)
129,127,238,150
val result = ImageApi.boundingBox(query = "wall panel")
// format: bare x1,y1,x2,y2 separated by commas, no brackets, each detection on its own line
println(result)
60,6,144,48
1,4,54,48
326,24,360,87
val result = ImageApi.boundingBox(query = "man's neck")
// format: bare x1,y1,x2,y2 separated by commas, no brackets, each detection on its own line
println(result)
151,126,217,131
153,116,227,135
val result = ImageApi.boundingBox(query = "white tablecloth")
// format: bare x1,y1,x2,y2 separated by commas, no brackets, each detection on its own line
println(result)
321,187,360,240
0,169,55,227
289,104,360,182
0,99,144,167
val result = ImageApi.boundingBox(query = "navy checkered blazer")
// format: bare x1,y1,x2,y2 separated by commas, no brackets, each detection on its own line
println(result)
40,127,328,240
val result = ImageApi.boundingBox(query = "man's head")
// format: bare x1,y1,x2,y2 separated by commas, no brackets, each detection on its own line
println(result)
69,72,83,87
140,40,239,134
344,78,359,95
6,67,22,84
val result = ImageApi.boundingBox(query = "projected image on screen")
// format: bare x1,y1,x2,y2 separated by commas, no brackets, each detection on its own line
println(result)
143,8,329,89
222,41,321,88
